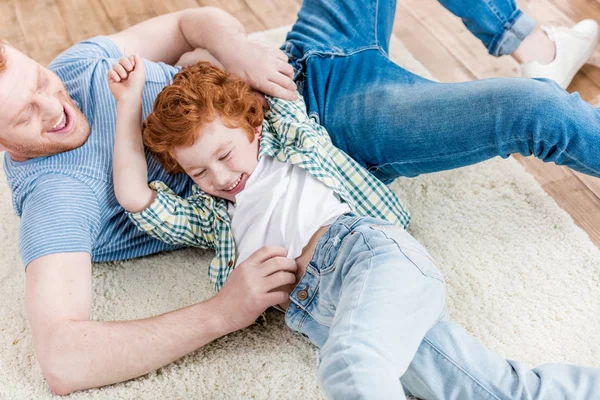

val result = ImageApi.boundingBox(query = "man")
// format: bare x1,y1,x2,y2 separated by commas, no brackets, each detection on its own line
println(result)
1,1,599,396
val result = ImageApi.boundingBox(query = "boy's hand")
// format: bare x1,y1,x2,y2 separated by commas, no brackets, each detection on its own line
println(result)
212,246,298,333
107,54,146,102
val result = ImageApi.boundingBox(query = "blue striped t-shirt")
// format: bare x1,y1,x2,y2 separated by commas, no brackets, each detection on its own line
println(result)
3,36,193,266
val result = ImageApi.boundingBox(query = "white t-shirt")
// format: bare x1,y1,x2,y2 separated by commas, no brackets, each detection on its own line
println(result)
228,156,351,266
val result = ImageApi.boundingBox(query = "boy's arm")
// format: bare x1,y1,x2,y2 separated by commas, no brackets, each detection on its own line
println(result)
27,247,296,395
109,55,156,213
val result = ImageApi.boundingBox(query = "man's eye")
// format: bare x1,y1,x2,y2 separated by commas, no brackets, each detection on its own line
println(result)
16,107,33,126
219,151,231,161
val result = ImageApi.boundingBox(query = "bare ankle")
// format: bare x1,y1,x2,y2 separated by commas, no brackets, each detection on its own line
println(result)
512,29,556,64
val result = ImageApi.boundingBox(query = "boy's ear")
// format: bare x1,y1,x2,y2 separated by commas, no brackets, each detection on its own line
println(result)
254,123,263,138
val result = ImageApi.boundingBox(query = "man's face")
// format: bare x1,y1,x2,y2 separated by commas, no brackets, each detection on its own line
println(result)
173,117,261,203
0,44,90,161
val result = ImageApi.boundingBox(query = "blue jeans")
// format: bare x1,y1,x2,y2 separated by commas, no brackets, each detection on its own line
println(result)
286,214,600,399
283,0,600,182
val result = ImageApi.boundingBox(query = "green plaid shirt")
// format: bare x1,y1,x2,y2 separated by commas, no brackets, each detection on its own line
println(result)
128,94,410,291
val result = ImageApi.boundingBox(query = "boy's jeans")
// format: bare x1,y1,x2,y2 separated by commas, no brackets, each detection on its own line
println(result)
286,214,600,399
283,0,600,182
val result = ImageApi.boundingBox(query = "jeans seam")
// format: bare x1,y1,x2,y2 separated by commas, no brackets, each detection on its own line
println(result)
374,0,379,49
422,337,504,400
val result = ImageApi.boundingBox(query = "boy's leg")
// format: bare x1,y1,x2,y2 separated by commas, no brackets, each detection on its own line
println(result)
285,216,446,398
436,0,536,56
285,0,532,57
284,1,600,180
401,320,600,399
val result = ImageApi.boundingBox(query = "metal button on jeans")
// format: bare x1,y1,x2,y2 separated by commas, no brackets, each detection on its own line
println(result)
298,290,308,300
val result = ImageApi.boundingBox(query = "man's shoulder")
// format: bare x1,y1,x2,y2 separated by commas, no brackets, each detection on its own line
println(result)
48,36,123,74
4,159,109,217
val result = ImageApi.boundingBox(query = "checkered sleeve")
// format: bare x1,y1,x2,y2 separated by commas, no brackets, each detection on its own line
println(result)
126,181,216,249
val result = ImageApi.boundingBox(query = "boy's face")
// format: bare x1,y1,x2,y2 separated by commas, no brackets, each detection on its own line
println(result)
173,117,261,203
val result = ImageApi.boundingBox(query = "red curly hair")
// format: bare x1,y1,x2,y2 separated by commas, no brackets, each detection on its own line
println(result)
143,61,263,174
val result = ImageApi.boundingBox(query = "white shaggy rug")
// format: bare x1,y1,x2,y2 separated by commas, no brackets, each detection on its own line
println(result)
0,27,599,399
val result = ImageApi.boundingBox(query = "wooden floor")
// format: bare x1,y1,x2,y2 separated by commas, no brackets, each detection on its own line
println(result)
2,0,599,246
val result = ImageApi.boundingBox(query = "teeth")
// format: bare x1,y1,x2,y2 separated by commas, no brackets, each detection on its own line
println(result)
51,111,65,130
225,176,242,191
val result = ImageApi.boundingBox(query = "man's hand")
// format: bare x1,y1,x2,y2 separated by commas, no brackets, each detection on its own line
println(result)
107,55,146,102
212,246,298,332
220,37,298,101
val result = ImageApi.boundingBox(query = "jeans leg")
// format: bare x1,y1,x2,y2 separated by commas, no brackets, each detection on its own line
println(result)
284,0,396,56
401,321,600,399
436,0,536,55
316,223,446,399
300,49,600,182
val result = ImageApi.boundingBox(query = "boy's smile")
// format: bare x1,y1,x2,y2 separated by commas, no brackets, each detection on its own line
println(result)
172,116,262,203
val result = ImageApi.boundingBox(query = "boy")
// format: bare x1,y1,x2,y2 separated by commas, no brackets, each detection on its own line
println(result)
107,57,600,399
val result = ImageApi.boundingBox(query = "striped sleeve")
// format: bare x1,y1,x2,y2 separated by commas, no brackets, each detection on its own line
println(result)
127,181,216,249
19,175,101,267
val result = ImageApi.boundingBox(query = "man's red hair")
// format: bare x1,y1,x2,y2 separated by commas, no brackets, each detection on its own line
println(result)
143,61,263,174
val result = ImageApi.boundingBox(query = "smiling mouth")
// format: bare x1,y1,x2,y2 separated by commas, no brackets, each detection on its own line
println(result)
223,175,243,192
47,107,69,133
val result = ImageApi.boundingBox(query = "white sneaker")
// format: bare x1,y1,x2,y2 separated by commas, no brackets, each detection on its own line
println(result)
520,19,599,89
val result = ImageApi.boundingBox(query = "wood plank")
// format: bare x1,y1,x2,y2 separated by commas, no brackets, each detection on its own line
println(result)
393,3,476,83
515,155,600,246
574,172,600,203
0,1,29,54
97,0,158,32
197,0,265,32
241,0,300,29
400,0,520,80
55,0,116,42
12,0,73,66
148,0,203,15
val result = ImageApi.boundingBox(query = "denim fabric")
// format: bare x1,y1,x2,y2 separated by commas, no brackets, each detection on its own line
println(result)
282,0,600,183
285,213,447,399
286,214,600,399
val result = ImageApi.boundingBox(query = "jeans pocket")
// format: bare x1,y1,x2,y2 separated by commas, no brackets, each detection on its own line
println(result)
370,224,445,282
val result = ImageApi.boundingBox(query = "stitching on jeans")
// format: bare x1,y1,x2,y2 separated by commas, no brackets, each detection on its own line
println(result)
483,0,507,25
422,337,504,400
374,0,379,48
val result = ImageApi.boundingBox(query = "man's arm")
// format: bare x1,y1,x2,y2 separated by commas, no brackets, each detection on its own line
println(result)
26,247,296,395
109,7,296,100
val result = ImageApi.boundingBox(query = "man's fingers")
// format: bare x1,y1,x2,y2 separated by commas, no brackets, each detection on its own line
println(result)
263,291,291,308
279,61,295,79
244,245,288,266
260,257,298,277
263,270,297,290
261,81,297,101
269,71,297,94
274,49,289,63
